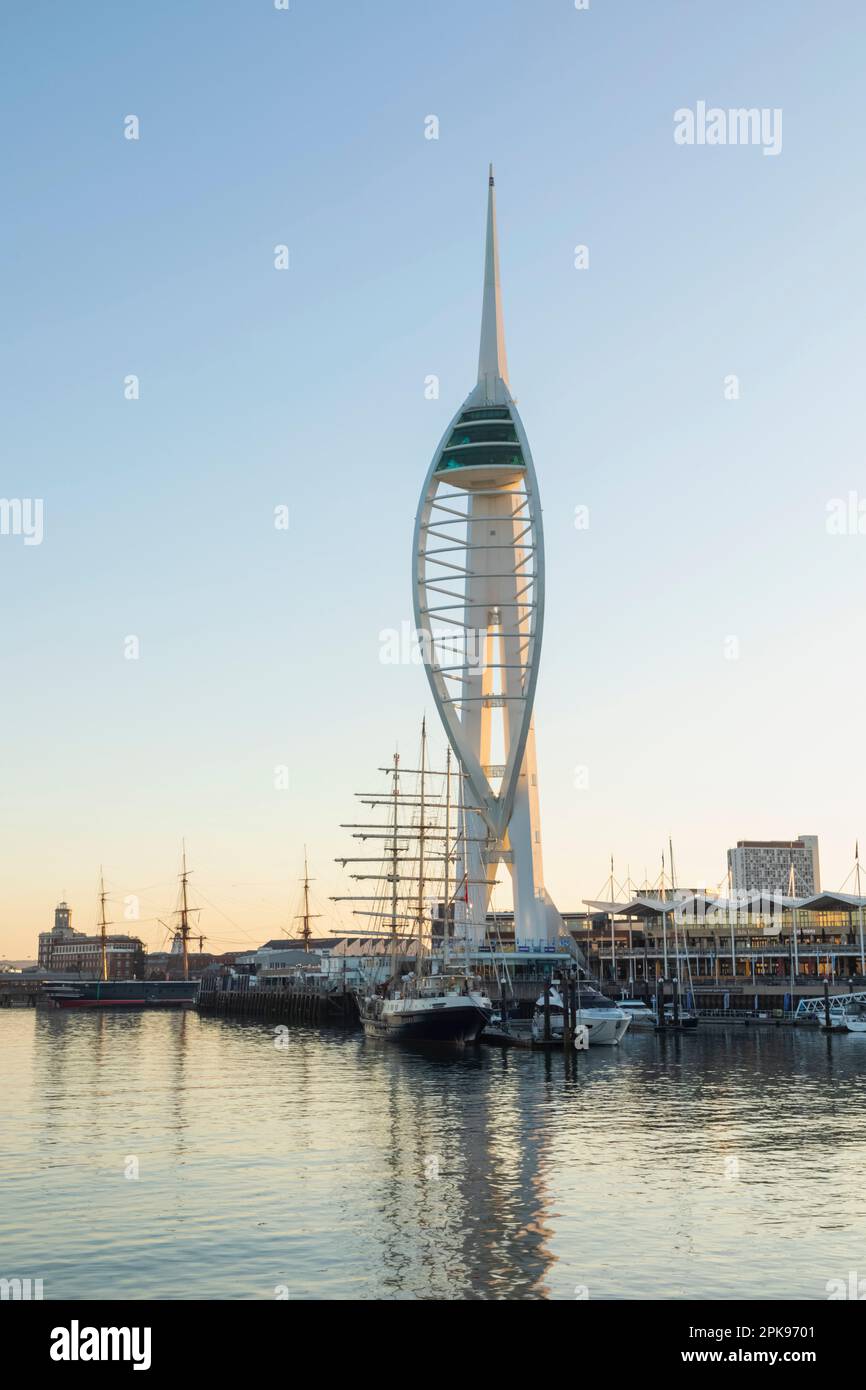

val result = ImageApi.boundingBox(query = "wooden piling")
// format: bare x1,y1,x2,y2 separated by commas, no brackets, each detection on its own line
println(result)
656,978,665,1030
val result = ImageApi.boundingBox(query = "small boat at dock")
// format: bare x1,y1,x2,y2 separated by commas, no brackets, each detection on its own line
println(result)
842,1003,866,1033
531,985,631,1045
660,1005,699,1030
616,996,656,1027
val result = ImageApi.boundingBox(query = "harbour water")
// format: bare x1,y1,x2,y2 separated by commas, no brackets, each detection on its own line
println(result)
2,1009,865,1300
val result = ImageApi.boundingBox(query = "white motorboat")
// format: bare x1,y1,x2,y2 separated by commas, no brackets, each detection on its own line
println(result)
531,985,631,1045
615,996,656,1027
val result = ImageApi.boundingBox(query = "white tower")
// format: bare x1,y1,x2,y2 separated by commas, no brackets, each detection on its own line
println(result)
413,168,561,947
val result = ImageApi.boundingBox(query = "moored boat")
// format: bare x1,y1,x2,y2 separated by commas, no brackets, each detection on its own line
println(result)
44,853,202,1010
358,974,492,1043
616,996,656,1027
531,984,631,1045
661,1004,699,1030
43,979,198,1008
337,721,496,1046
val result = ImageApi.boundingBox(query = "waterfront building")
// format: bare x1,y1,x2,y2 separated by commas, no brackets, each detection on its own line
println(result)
413,168,562,949
53,900,72,933
235,936,337,966
570,889,866,1009
727,835,820,895
225,930,573,1005
145,949,216,980
234,945,326,972
205,936,413,1007
37,900,144,978
39,931,144,978
37,900,75,964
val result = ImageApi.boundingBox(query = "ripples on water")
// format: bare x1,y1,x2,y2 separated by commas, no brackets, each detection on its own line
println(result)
1,1009,864,1299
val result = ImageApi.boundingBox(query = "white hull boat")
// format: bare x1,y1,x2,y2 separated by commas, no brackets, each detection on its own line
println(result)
616,997,656,1027
531,985,631,1046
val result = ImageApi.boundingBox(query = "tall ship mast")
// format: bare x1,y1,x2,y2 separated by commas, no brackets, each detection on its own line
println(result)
179,844,191,981
175,842,205,981
98,867,110,983
334,720,493,1043
41,857,200,1010
293,848,320,951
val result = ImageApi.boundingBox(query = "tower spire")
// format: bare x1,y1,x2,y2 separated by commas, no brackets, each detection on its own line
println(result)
476,163,510,400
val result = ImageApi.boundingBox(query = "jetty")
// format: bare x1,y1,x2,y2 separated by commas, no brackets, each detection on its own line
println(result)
197,972,355,1023
0,976,40,1007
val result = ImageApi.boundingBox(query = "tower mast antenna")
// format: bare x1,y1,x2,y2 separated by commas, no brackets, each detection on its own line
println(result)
477,162,509,396
412,167,567,960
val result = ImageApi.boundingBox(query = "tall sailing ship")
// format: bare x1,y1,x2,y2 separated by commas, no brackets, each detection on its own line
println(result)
335,721,493,1043
43,856,199,1009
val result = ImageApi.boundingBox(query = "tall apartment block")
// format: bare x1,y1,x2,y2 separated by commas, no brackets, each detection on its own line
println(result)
727,836,821,897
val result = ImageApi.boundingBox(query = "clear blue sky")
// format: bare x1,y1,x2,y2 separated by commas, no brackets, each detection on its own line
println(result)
2,0,865,954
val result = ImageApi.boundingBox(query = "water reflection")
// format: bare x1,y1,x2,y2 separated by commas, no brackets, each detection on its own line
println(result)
2,1012,865,1299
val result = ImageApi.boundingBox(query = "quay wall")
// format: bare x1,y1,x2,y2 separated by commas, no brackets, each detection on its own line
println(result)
198,974,356,1023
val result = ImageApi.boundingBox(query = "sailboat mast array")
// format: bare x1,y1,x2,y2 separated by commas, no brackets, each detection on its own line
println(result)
44,858,199,1009
333,721,494,1043
389,753,400,980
